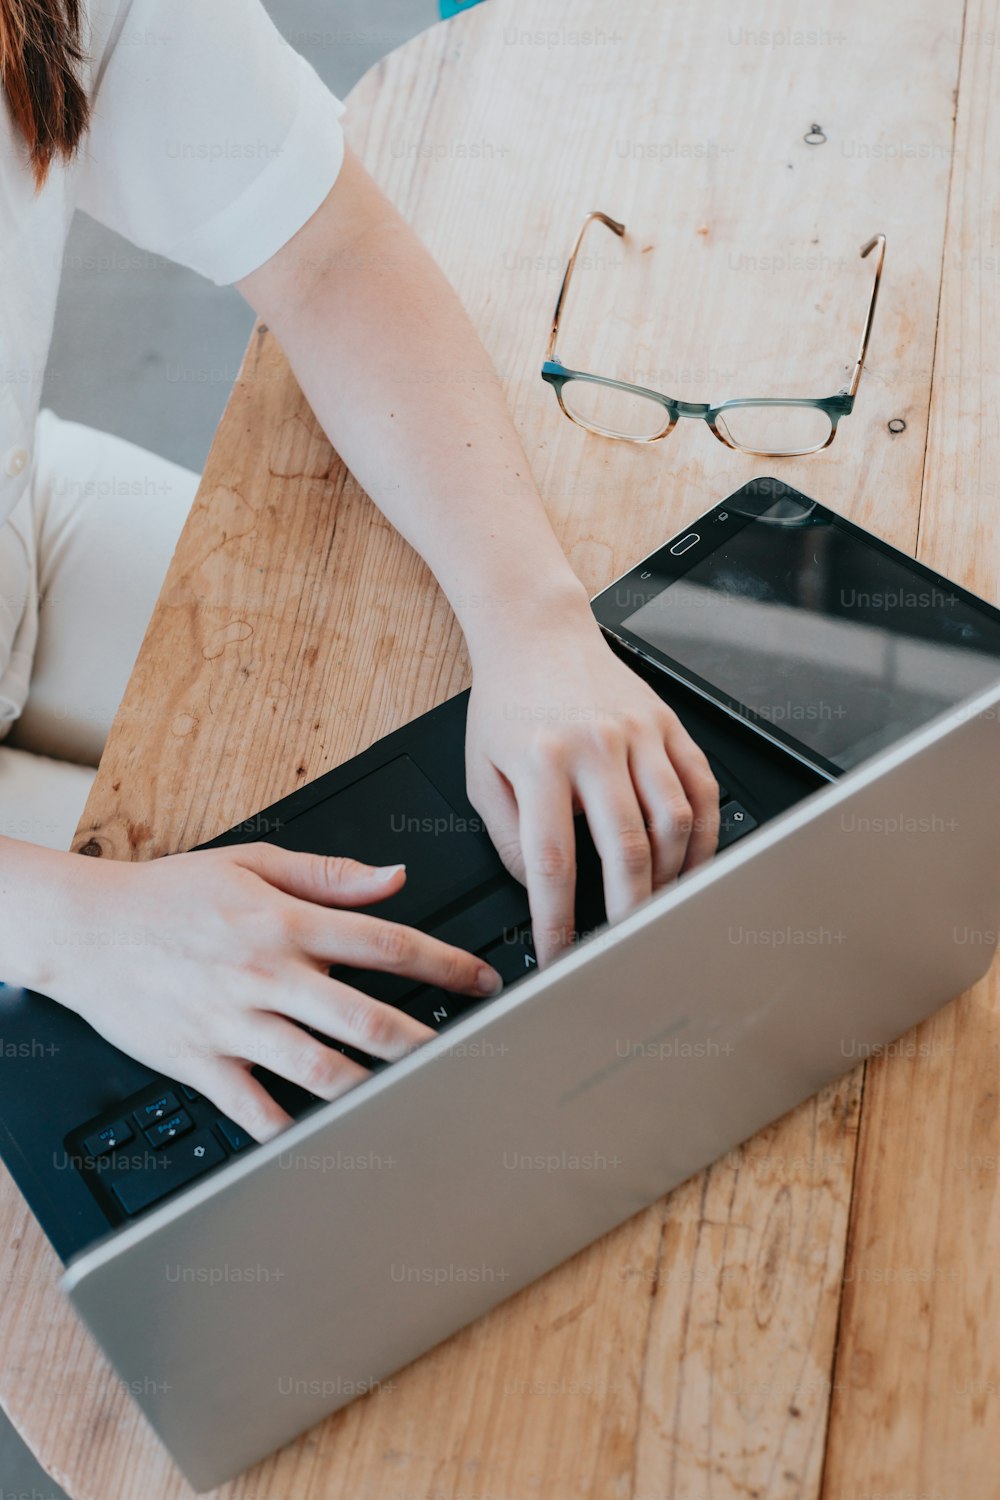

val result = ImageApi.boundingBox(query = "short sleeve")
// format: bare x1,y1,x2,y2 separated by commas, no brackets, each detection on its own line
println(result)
76,0,347,285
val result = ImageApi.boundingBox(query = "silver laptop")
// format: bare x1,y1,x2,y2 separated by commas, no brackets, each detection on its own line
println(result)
64,686,1000,1488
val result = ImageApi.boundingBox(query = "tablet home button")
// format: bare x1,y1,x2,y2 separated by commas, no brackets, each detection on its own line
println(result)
669,533,700,555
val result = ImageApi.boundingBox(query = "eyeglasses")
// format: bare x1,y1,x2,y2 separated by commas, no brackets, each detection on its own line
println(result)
541,212,886,456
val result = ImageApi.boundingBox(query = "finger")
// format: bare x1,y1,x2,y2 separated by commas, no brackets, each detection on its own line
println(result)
183,1057,294,1143
289,908,502,999
512,757,577,967
660,719,720,870
573,753,654,924
232,843,408,907
627,732,696,887
231,1010,378,1095
468,761,526,883
274,968,437,1059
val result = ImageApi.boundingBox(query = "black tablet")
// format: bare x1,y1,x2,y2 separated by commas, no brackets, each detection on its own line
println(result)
592,477,1000,780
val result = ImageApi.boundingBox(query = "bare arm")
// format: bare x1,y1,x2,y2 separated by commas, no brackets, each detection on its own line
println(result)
237,148,720,959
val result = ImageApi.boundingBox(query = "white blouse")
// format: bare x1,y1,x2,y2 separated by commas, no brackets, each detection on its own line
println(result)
0,0,346,718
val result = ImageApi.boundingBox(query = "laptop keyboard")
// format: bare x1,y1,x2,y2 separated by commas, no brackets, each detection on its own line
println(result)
67,762,757,1225
66,1083,251,1224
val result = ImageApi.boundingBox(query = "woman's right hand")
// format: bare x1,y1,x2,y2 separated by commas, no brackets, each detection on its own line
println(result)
26,843,501,1142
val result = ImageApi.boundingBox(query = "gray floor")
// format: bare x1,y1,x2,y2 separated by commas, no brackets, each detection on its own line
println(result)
42,0,438,473
8,5,438,1494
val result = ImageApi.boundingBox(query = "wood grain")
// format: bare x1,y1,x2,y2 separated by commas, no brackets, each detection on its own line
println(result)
0,2,974,1496
822,1,1000,1493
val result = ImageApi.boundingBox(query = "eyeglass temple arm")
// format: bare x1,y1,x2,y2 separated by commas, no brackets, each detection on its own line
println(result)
846,233,886,398
546,211,626,362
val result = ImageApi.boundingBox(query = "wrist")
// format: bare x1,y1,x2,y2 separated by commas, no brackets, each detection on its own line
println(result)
459,569,596,665
0,838,101,994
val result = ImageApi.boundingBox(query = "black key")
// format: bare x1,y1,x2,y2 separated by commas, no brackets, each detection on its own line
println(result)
327,962,420,1009
427,882,531,956
480,930,537,987
83,1119,133,1158
217,1117,253,1153
110,1130,226,1217
404,987,475,1031
329,885,533,1015
718,799,758,850
181,1085,201,1102
143,1108,193,1149
133,1090,180,1128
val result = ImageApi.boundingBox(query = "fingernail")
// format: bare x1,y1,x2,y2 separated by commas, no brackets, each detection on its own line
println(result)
476,965,504,997
375,863,406,881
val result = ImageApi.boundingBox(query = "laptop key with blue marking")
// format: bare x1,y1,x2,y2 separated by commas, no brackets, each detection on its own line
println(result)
144,1109,193,1149
83,1118,134,1159
133,1090,180,1128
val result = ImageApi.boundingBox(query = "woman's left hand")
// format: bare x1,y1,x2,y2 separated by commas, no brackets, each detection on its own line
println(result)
465,610,720,966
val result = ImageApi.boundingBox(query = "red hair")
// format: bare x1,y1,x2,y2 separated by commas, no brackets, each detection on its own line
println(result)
0,0,89,188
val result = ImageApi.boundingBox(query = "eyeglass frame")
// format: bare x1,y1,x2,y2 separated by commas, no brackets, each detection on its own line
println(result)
541,211,886,455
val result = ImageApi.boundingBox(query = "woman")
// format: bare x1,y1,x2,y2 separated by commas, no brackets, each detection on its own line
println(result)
0,0,719,1139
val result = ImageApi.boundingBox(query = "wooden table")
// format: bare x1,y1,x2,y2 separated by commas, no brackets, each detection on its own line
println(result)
2,1,998,1495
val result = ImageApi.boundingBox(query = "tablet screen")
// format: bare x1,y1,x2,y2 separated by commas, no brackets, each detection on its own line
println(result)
616,493,1000,773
